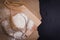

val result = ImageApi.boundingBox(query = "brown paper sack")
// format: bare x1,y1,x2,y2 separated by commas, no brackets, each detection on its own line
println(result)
1,3,41,39
0,0,41,40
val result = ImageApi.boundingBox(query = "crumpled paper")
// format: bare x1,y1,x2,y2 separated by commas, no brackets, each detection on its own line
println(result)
1,4,41,40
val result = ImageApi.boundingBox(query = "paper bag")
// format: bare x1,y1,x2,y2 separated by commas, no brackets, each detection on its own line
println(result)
1,4,41,39
0,0,41,40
